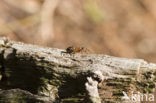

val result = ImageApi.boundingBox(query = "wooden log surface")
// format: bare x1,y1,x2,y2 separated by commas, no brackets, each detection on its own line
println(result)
0,37,156,103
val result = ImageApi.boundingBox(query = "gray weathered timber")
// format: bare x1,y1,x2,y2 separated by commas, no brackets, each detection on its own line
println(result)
0,37,156,103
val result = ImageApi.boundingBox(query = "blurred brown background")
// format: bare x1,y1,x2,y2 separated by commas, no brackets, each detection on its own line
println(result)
0,0,156,62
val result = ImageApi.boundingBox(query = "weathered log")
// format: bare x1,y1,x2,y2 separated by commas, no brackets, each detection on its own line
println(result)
0,37,156,103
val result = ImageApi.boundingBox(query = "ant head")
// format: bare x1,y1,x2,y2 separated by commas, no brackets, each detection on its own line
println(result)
66,46,75,52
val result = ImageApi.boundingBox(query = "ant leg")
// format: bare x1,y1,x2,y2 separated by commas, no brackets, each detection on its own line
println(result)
61,51,67,56
70,53,75,58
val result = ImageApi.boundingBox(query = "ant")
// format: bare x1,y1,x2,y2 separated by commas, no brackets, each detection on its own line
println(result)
61,46,89,55
61,46,93,64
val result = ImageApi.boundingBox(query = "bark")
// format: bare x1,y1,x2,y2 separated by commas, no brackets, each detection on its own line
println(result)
0,37,156,103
